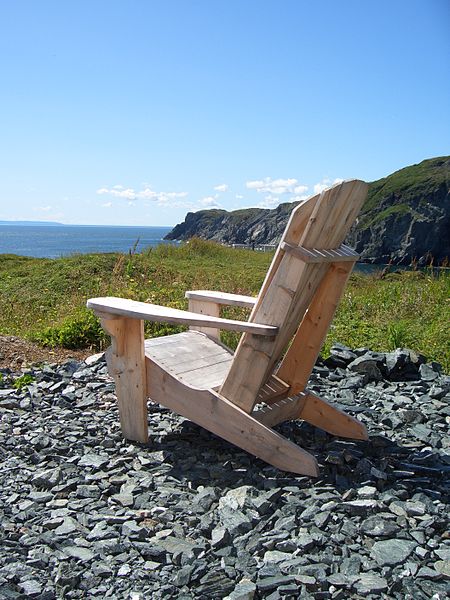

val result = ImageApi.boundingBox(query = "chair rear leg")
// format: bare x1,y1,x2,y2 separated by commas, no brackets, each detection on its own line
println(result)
253,392,368,440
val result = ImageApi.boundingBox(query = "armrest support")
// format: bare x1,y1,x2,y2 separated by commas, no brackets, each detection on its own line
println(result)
185,290,257,308
87,297,277,337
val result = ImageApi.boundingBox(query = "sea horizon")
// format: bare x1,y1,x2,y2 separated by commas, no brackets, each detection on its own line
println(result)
0,220,172,228
0,223,176,259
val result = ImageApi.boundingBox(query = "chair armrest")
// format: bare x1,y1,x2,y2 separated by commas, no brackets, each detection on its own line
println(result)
87,297,277,337
185,290,257,308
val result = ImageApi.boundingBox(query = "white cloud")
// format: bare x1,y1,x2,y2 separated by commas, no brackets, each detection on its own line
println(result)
213,183,228,192
313,178,344,195
256,195,281,209
97,185,189,205
294,185,308,195
235,194,244,200
101,202,112,208
197,195,221,209
245,177,303,195
36,205,52,212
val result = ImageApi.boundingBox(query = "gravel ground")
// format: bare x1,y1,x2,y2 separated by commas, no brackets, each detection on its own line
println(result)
0,345,449,599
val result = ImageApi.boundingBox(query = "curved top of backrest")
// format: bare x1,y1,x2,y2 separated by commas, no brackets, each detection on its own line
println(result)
298,179,367,249
285,179,367,248
255,179,367,309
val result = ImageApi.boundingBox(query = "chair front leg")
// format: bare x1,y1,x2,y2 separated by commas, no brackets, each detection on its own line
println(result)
100,316,149,443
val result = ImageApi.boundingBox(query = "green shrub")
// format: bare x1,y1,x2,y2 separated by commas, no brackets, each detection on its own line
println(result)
13,374,34,390
34,309,107,350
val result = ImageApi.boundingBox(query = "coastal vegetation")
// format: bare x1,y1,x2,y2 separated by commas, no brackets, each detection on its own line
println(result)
0,238,448,370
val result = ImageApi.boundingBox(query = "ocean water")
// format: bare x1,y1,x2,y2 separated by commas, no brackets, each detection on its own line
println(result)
0,225,175,258
0,225,423,273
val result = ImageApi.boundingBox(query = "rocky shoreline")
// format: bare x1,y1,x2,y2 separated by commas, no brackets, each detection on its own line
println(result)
0,346,449,599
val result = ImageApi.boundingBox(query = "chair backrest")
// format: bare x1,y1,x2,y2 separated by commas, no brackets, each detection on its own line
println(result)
220,180,368,412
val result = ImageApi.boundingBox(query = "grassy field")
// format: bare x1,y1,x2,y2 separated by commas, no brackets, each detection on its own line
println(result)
0,238,449,370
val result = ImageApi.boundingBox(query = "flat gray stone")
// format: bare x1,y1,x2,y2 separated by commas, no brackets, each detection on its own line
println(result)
62,546,95,561
54,517,79,536
434,560,450,577
20,579,43,596
31,468,61,489
370,539,416,566
354,574,388,594
360,515,400,537
78,453,109,469
224,578,256,600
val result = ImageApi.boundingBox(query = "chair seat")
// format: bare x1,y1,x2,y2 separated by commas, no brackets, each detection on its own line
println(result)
144,330,292,403
144,331,233,390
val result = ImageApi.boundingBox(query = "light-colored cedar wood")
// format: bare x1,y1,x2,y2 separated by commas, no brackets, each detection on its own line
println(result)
252,192,321,307
216,193,321,412
280,241,360,263
188,297,221,340
252,390,368,440
145,355,319,476
252,393,309,427
297,392,369,440
277,261,355,394
185,290,257,308
255,374,290,405
101,316,148,443
220,180,368,413
88,297,278,337
144,331,232,390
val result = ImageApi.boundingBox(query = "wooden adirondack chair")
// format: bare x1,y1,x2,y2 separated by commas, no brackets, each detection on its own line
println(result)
87,180,369,476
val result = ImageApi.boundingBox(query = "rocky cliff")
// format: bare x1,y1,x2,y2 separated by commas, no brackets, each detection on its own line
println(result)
165,156,450,265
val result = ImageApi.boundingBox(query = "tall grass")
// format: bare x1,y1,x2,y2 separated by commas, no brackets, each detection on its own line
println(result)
0,241,448,370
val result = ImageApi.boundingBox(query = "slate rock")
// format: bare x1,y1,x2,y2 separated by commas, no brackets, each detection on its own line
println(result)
78,453,109,469
224,578,257,600
348,356,383,381
370,539,416,566
434,560,450,577
257,575,294,592
31,468,61,489
62,546,95,561
20,580,43,597
354,573,388,594
419,363,440,381
360,515,400,537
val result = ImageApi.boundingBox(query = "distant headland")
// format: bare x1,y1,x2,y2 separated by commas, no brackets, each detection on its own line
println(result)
165,156,450,266
0,220,64,226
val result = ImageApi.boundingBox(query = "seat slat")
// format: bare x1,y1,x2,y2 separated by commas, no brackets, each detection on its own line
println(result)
145,331,233,390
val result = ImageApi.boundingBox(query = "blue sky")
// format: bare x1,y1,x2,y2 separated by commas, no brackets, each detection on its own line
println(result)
1,0,449,226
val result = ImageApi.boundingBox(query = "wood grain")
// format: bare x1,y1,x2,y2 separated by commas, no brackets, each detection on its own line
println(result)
101,317,148,443
88,297,278,337
277,261,355,393
186,290,257,308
